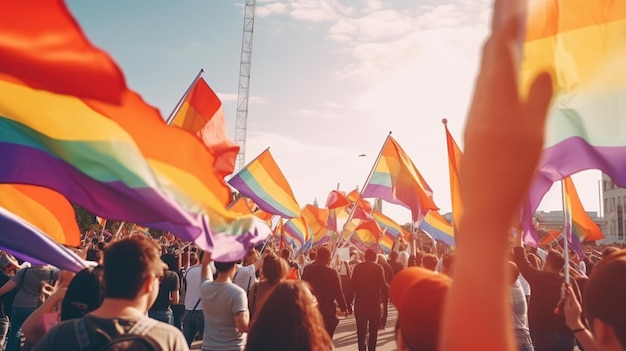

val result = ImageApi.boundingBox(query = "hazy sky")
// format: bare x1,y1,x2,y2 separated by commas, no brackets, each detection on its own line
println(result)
66,0,602,225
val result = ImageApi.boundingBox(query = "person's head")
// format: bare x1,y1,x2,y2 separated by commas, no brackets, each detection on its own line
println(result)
85,248,102,264
61,265,105,321
398,251,409,268
315,247,331,266
245,280,333,351
260,254,289,285
279,248,291,261
214,261,238,276
390,267,451,351
376,254,387,265
102,236,166,306
0,252,19,274
389,251,399,263
243,248,259,266
584,249,626,350
422,254,439,272
189,252,198,266
309,251,317,262
364,249,377,262
544,249,565,273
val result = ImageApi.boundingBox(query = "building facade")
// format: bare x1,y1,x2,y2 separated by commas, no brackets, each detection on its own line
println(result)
601,173,626,243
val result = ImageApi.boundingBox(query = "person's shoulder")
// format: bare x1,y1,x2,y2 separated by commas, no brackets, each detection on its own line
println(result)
35,319,80,350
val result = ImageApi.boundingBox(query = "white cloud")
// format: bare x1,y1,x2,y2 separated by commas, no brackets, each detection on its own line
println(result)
294,108,339,120
257,3,289,17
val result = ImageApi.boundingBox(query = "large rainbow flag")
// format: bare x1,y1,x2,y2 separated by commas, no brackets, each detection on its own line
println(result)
0,1,269,261
228,149,302,218
372,210,410,240
169,76,240,178
362,135,438,222
0,185,81,246
350,220,383,252
521,0,626,242
301,205,331,247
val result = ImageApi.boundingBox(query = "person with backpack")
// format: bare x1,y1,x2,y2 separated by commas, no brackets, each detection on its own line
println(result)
0,253,18,348
34,235,188,350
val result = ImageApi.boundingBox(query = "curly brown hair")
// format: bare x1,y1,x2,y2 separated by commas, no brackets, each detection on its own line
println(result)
245,280,333,351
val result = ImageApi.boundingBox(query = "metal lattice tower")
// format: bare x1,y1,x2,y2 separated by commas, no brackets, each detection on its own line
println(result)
234,0,256,172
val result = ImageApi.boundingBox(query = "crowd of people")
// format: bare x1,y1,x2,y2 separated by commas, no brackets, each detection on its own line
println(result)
0,227,621,351
1,0,625,350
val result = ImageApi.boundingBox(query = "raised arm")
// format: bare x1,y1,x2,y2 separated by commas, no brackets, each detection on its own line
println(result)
440,0,553,349
200,251,213,281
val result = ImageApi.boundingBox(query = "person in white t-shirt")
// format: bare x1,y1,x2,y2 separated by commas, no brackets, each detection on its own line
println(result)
182,251,207,346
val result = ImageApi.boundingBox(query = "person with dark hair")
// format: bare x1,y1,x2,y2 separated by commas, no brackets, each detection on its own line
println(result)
200,252,249,351
301,246,350,338
148,264,180,325
22,265,105,346
348,249,388,351
248,253,288,323
564,249,626,351
244,280,333,351
422,254,439,272
36,235,188,350
440,253,454,277
280,248,301,280
513,232,581,351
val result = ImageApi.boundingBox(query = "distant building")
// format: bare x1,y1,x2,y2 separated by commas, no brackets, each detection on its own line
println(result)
601,173,626,243
533,210,605,243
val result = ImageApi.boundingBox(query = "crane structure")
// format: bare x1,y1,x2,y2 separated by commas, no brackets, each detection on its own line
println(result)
234,0,257,172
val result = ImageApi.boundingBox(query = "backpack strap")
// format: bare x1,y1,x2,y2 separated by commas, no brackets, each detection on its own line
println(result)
74,317,92,349
192,298,201,311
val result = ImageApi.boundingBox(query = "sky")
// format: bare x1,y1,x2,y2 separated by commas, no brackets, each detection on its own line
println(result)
66,0,602,226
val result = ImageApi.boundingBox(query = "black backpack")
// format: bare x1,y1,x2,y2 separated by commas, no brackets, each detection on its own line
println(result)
74,316,162,351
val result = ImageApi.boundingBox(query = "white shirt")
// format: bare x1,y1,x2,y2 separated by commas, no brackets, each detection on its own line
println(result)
183,265,205,310
233,264,256,293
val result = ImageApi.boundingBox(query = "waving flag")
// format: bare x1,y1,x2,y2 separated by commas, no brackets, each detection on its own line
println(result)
372,210,409,240
325,190,351,209
362,135,438,222
228,197,253,215
350,220,383,253
0,185,80,246
0,207,88,272
420,211,455,247
169,75,239,178
301,205,331,247
0,1,269,261
284,216,312,249
379,233,395,254
229,149,301,218
521,0,626,242
443,121,463,234
563,177,604,243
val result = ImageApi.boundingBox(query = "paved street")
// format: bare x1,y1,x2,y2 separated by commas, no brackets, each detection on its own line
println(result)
192,305,399,350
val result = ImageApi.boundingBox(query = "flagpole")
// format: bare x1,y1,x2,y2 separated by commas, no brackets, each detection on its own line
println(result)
114,221,126,239
100,219,108,237
165,68,204,125
332,132,392,258
560,179,570,284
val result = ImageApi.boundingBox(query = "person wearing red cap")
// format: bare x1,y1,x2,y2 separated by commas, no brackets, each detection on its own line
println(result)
348,249,388,351
389,267,451,351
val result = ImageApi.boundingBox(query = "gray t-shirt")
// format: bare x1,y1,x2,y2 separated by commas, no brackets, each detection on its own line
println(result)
34,314,189,350
11,266,59,308
200,280,247,351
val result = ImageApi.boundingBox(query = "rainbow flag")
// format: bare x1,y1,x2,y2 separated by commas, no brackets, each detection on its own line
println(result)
362,135,438,222
0,1,269,261
169,76,239,178
420,211,455,247
228,149,302,218
372,210,409,239
564,176,604,243
228,197,253,215
325,190,351,209
350,220,382,252
0,185,81,246
521,0,626,241
301,205,331,247
284,216,312,249
379,233,395,254
95,216,107,227
444,122,463,234
0,207,88,272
